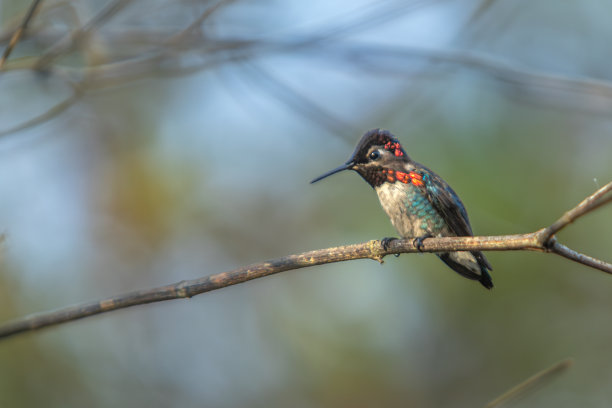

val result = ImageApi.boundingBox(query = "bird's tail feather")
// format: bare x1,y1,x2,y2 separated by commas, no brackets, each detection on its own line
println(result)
437,251,494,289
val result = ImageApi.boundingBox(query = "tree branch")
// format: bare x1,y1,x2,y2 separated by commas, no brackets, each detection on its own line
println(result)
0,0,43,69
485,358,573,408
33,0,131,71
0,182,610,341
539,182,612,243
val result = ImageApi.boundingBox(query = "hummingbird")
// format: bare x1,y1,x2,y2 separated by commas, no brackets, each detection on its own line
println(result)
311,129,493,289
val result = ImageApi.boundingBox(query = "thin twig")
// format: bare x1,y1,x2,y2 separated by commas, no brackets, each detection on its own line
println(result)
4,0,612,139
165,0,237,45
539,182,612,243
484,359,573,408
0,89,81,137
34,0,132,71
549,240,612,274
328,43,612,101
0,182,610,340
0,0,44,69
242,62,359,140
6,36,612,136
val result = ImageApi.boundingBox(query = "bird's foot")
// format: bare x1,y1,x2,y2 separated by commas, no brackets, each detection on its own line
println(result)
380,237,400,257
412,234,432,252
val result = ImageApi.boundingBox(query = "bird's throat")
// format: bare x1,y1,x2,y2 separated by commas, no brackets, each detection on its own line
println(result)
380,168,424,187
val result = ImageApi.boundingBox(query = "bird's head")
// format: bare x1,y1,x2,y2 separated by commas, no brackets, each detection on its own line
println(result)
310,129,410,187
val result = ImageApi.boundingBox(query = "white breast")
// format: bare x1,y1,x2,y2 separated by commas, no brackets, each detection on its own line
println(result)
375,182,415,237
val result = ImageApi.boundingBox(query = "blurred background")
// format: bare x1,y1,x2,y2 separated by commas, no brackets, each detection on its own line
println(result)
0,0,611,407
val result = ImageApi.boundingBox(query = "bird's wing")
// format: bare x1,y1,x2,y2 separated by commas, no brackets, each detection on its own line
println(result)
415,164,474,237
413,164,493,272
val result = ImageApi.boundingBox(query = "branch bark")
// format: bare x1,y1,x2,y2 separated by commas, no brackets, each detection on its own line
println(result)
0,182,610,341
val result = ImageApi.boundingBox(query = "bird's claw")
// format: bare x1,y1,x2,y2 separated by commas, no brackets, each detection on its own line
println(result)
381,237,398,251
381,237,401,257
412,234,432,252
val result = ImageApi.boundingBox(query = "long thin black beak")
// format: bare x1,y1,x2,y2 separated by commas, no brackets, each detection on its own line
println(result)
310,162,354,184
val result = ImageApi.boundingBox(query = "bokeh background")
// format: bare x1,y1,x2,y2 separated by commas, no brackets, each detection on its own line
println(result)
0,0,611,407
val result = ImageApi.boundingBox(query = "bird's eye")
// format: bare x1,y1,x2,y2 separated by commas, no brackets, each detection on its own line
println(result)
369,151,380,160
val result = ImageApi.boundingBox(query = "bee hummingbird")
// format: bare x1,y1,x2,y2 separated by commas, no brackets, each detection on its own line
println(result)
311,129,493,289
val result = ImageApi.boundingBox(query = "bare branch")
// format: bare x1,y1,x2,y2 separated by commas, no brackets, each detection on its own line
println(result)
539,182,612,243
165,0,237,45
241,62,359,140
4,0,612,138
548,241,612,274
0,0,44,69
34,0,132,71
0,234,531,340
6,32,612,136
0,182,610,341
0,86,82,138
485,359,573,408
328,43,612,102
